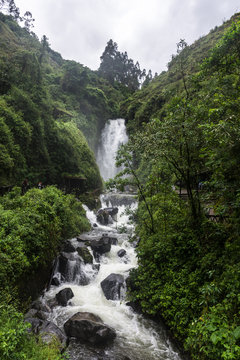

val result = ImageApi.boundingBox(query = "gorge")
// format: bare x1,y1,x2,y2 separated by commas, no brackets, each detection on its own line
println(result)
26,119,183,360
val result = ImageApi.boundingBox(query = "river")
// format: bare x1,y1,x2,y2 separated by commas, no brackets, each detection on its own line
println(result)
41,119,183,360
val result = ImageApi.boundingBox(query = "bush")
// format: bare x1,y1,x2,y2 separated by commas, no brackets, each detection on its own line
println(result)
0,186,90,291
0,301,63,360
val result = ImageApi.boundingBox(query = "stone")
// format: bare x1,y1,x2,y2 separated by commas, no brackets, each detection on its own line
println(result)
35,310,49,321
96,207,118,225
57,252,82,282
31,300,51,313
117,249,126,258
39,321,67,348
56,288,74,306
62,240,76,253
51,275,61,286
25,308,38,319
77,246,93,264
64,312,116,345
90,237,112,258
25,317,43,334
96,209,109,225
100,273,125,300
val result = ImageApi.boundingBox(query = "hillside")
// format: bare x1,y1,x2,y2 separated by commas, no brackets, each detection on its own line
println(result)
121,12,240,131
0,12,124,189
115,12,240,360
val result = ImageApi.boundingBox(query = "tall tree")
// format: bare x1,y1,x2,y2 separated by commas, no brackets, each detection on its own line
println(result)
98,39,151,91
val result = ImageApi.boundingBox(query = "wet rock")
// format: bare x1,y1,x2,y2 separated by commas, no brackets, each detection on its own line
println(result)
97,207,118,225
47,298,58,309
57,252,89,284
90,237,112,259
25,308,38,319
24,317,43,334
56,288,74,306
67,339,131,359
57,253,69,279
101,273,125,300
77,233,100,242
77,246,93,264
126,301,142,314
64,312,116,345
51,275,61,286
63,240,76,253
117,249,126,258
93,223,98,227
39,321,67,348
92,264,100,272
96,209,110,225
35,310,49,321
31,300,51,313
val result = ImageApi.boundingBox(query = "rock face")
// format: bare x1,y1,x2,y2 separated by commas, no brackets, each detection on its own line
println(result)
101,273,125,300
64,312,116,345
56,288,74,306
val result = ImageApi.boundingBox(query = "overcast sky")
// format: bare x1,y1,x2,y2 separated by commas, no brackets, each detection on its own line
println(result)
15,0,239,74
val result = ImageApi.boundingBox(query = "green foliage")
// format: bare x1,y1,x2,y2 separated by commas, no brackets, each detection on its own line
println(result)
0,300,63,360
0,186,90,292
98,39,150,92
0,12,123,187
0,185,89,358
122,13,240,360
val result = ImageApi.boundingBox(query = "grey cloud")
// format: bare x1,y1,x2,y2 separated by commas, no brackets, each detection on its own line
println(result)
15,0,240,73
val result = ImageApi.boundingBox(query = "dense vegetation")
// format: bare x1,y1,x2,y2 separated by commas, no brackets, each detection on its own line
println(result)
0,186,90,359
98,39,154,92
0,8,126,188
111,13,240,360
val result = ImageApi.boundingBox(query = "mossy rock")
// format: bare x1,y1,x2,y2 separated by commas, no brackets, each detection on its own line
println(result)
77,247,93,264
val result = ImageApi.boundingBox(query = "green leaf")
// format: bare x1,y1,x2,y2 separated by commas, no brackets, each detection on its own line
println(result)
233,326,240,339
210,332,220,345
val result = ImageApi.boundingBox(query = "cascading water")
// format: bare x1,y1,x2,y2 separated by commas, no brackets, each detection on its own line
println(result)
39,119,184,360
97,119,128,181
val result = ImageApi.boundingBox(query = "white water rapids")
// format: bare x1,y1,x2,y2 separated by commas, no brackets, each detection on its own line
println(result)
41,119,183,359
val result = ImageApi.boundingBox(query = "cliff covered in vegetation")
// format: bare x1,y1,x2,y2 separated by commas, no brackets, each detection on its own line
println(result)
113,12,240,360
0,12,125,189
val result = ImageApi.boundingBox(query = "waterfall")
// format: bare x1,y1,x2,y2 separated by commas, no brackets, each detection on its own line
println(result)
35,119,183,360
97,119,128,181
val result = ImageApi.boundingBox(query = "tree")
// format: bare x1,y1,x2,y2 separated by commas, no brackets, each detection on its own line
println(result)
98,39,150,91
22,11,34,32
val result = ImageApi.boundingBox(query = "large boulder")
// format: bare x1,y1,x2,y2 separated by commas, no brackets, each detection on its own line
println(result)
31,300,51,313
62,240,76,253
90,235,117,260
100,273,125,300
56,252,89,285
77,246,93,264
105,207,118,221
96,209,109,225
25,317,43,334
39,321,67,348
64,312,116,345
97,207,118,225
56,288,74,306
51,275,61,286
